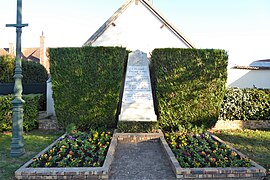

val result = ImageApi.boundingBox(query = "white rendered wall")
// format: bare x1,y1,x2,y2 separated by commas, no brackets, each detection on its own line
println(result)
227,69,270,89
46,78,56,116
92,2,189,54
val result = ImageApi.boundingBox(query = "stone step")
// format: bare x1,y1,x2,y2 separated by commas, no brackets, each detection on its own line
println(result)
38,118,58,130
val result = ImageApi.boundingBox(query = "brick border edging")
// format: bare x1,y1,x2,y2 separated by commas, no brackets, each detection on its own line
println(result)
213,119,270,130
160,132,267,179
15,131,118,180
114,129,163,142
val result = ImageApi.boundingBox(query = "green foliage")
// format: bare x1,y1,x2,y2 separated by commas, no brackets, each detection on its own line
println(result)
37,94,46,111
0,55,14,82
117,121,158,133
219,88,270,120
66,123,77,134
22,60,48,83
0,95,12,132
49,46,127,130
0,55,48,83
151,48,228,131
0,94,41,132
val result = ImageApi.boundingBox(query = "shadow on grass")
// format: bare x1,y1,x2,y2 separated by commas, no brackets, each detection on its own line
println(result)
0,130,63,180
213,129,270,173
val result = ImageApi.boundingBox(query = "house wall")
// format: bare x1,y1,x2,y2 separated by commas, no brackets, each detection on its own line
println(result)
227,68,270,89
92,2,189,54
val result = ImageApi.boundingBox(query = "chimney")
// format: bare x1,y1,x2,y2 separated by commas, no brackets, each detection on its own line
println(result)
9,43,15,56
40,32,48,72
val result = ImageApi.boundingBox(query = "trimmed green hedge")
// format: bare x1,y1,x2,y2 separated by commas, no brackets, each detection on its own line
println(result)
22,60,48,83
151,48,228,131
49,46,127,130
0,55,48,83
117,121,158,133
219,88,270,120
0,94,41,132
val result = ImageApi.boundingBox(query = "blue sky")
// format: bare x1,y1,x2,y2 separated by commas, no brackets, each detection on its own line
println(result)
0,0,269,65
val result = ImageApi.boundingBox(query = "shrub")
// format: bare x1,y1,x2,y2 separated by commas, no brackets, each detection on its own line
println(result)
0,55,48,83
49,46,127,130
117,121,158,133
0,55,14,83
151,48,228,131
0,94,41,132
219,88,270,120
22,61,48,83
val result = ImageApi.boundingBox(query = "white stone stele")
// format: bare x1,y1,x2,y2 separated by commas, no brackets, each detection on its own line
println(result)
119,50,157,122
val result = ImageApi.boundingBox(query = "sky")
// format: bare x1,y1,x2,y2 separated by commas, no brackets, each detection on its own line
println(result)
0,0,269,66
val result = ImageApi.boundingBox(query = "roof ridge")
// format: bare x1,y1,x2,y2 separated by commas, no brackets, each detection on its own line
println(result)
140,0,195,48
83,0,195,48
83,0,133,46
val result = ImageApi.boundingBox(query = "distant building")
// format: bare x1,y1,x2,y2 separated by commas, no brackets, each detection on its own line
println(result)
227,59,270,89
0,33,50,73
84,0,195,54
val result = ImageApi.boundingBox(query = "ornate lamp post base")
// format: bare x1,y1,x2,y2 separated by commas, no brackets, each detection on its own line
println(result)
10,100,25,157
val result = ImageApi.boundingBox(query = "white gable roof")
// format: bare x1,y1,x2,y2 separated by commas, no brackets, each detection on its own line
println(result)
84,0,195,53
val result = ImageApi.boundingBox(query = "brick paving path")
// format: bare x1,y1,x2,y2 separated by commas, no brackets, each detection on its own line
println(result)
109,140,176,180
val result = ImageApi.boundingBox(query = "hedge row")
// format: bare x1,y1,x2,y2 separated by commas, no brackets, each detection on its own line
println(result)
0,55,48,83
49,46,127,130
0,94,41,132
219,88,270,120
151,48,228,131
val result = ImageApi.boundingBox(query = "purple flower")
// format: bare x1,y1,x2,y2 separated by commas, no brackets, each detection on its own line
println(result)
68,136,76,141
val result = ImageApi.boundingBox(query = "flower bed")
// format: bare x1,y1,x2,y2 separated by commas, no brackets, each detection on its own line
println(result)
161,132,266,179
30,130,112,168
165,132,251,168
15,130,117,180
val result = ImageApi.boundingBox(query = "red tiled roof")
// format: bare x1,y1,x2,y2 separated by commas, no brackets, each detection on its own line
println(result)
22,48,41,63
0,48,10,56
0,47,42,63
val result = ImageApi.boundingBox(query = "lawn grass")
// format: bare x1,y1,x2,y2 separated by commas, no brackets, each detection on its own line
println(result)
212,129,270,174
0,130,63,180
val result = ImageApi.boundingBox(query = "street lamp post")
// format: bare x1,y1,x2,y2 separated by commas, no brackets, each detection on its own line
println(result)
6,0,28,157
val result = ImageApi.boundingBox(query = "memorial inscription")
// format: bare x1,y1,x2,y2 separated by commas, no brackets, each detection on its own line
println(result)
119,50,157,122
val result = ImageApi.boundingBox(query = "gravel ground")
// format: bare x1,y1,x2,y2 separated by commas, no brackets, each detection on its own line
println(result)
109,140,176,180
